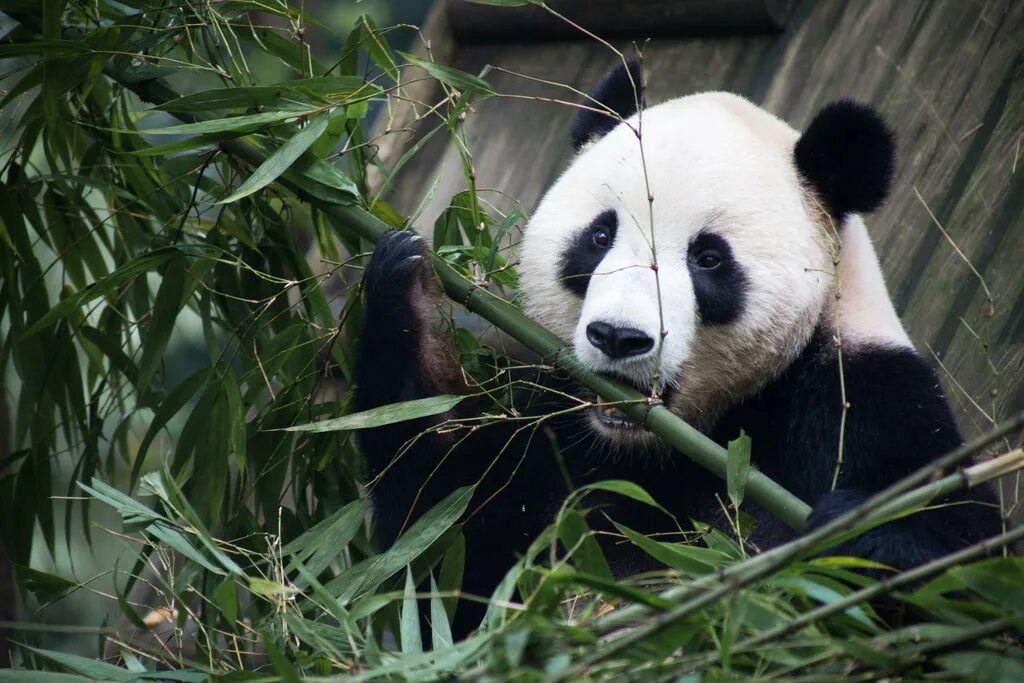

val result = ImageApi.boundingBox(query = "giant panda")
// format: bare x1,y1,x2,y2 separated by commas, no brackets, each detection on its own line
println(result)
355,61,1000,634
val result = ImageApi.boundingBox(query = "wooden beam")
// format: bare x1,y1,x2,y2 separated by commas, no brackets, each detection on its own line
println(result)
448,0,792,43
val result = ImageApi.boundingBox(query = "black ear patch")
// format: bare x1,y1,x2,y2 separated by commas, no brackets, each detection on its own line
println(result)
571,59,643,150
794,100,896,218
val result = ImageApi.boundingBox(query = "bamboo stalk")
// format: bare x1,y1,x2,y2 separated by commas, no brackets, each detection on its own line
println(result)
106,66,815,531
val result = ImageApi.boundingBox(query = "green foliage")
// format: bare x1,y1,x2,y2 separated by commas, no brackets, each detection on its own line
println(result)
1,1,1022,681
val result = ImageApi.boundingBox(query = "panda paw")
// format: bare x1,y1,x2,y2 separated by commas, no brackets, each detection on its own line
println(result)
807,488,946,571
363,229,431,303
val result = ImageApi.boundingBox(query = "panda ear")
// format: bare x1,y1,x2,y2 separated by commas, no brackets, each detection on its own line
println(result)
571,59,643,150
794,100,896,218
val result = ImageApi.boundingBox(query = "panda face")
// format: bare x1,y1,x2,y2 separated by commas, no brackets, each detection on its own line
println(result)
519,93,834,440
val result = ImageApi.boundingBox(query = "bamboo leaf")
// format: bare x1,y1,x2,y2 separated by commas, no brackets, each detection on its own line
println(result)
399,52,495,96
141,110,309,136
485,210,524,271
465,0,545,5
580,480,666,512
558,509,612,580
218,112,331,203
614,522,728,575
358,15,398,81
0,40,86,58
249,577,300,597
327,486,475,603
155,76,378,113
214,578,239,624
24,644,136,680
938,651,1024,683
20,248,182,338
284,497,368,582
0,672,97,682
137,255,187,391
127,131,245,157
132,366,213,489
13,565,76,605
727,429,752,509
401,567,423,654
430,573,454,650
281,394,466,433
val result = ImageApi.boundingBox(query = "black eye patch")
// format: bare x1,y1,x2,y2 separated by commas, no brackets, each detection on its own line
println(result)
687,232,747,325
558,209,618,297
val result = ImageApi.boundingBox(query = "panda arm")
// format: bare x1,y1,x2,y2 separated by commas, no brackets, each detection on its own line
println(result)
801,345,1001,567
354,230,472,544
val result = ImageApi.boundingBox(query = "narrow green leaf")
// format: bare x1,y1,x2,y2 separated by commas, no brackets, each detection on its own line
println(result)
465,0,544,5
218,112,331,203
399,52,494,96
580,480,666,511
0,40,87,58
147,524,226,576
13,565,76,605
771,575,874,628
726,429,752,509
78,479,163,528
485,210,524,271
284,497,368,581
128,131,245,157
938,651,1024,683
141,110,308,136
401,567,423,654
358,15,399,81
222,371,246,468
249,577,300,597
137,256,187,391
263,638,301,683
155,76,379,113
284,150,359,203
24,644,135,681
133,366,213,488
157,89,299,114
20,248,181,338
430,573,454,650
79,326,138,386
327,486,474,603
614,522,727,574
214,578,239,624
281,394,466,433
558,509,612,580
0,672,98,682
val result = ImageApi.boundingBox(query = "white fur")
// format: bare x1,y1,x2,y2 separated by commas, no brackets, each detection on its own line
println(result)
519,92,910,433
827,215,912,349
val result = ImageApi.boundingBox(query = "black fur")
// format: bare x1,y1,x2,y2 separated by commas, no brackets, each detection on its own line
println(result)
571,59,643,150
558,208,618,296
687,232,749,325
356,234,998,637
713,331,999,563
794,100,896,218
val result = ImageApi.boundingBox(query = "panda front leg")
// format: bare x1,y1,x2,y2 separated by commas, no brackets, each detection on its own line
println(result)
354,230,466,545
799,349,1002,570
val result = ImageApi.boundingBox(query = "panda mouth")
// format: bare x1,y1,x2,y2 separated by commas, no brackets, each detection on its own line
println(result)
593,399,641,428
589,376,675,431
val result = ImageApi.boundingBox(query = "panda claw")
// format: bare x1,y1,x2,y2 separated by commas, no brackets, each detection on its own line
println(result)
364,230,431,299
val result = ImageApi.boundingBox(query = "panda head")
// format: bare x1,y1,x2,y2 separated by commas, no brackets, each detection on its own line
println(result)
519,61,897,441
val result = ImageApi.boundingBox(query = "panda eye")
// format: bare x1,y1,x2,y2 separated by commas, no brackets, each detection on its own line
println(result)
696,249,722,270
592,227,611,248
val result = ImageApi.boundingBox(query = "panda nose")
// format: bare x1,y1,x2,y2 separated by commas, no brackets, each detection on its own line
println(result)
585,321,655,359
